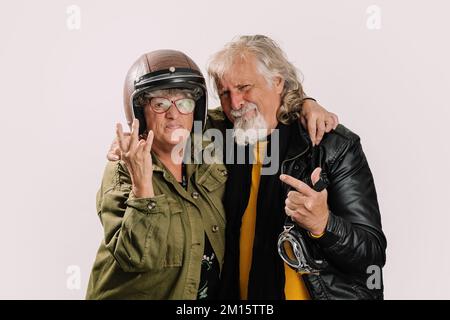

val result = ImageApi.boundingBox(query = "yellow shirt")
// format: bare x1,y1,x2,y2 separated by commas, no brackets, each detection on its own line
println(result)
239,141,310,300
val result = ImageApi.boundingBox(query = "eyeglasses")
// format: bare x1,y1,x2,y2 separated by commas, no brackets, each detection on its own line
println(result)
149,97,196,114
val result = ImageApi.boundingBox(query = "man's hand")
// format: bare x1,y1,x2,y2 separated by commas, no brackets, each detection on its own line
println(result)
117,119,155,198
300,99,339,146
280,168,329,236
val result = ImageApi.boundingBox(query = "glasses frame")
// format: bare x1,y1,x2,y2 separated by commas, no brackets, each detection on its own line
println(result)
149,96,196,114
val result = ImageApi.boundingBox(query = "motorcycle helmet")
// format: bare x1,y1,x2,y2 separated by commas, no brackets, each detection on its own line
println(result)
123,49,208,135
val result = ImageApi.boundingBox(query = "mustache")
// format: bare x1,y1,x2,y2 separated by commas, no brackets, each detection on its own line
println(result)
230,103,258,118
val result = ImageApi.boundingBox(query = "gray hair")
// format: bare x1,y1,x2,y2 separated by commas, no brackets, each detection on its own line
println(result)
207,35,305,124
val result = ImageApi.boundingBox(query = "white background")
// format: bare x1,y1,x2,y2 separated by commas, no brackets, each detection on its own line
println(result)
0,0,449,299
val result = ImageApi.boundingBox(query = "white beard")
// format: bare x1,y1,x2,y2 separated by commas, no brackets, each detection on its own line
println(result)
231,102,268,146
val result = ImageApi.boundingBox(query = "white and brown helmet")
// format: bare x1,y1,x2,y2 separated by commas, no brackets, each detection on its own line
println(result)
123,49,208,135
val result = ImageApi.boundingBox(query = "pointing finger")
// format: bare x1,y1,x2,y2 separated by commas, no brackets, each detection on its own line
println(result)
280,174,314,197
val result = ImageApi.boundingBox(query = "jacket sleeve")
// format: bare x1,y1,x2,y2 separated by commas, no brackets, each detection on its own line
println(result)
96,161,170,272
314,137,387,274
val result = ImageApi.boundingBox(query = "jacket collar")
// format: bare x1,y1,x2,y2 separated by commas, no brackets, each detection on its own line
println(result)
283,120,312,162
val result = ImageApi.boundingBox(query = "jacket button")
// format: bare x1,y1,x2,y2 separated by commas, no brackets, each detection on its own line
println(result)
147,201,156,210
212,225,219,233
192,191,199,199
294,165,299,170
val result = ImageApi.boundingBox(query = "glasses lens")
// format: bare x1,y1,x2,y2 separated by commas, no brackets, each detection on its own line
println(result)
175,98,196,114
150,98,172,113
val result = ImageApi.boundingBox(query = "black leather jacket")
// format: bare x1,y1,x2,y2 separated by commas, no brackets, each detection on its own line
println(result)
283,123,387,300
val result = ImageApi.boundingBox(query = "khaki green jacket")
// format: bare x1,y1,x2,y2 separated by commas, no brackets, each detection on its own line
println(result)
86,148,228,300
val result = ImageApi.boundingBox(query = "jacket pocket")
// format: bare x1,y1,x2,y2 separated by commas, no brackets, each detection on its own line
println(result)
197,164,227,221
198,164,228,192
164,197,185,267
116,194,184,272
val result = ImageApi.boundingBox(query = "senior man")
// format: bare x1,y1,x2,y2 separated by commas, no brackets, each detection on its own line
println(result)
207,35,386,300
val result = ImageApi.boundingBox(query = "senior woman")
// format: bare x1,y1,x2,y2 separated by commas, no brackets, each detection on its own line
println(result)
86,50,227,300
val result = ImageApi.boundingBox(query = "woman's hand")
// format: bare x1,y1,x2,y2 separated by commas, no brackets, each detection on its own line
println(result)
116,119,155,198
